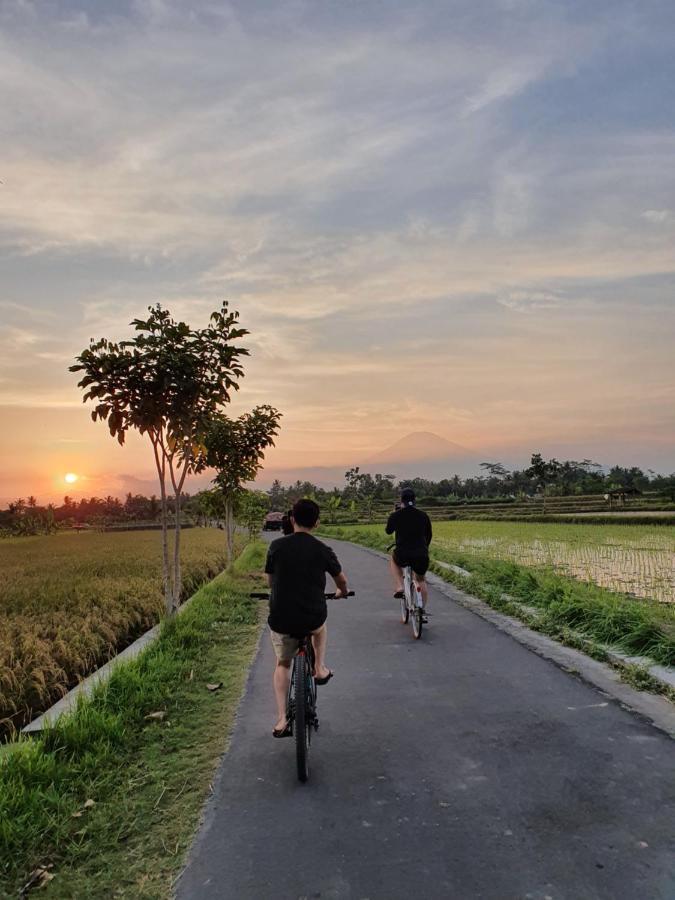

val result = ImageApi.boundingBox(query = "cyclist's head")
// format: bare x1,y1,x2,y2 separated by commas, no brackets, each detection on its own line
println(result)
292,498,320,529
400,487,415,507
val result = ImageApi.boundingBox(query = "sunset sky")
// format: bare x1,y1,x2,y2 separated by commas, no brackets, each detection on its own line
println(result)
1,0,674,503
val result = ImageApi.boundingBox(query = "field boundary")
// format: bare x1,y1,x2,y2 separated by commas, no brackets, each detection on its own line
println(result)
322,536,675,739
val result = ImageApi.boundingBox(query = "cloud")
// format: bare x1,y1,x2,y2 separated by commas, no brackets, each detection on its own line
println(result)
497,290,561,313
1,0,674,489
641,209,673,224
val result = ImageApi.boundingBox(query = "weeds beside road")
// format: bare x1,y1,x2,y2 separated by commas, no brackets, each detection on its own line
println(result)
0,541,266,899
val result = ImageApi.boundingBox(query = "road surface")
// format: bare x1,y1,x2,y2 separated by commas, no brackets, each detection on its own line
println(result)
177,538,675,900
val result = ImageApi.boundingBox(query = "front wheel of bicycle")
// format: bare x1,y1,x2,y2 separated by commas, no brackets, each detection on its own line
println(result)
294,654,310,783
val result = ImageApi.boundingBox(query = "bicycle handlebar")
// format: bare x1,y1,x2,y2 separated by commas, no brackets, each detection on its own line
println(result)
250,591,355,600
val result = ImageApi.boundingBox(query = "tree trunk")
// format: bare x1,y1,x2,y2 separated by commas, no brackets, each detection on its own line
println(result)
172,491,182,613
225,496,235,569
151,438,173,615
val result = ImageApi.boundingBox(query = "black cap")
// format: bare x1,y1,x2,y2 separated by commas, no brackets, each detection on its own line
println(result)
400,487,415,505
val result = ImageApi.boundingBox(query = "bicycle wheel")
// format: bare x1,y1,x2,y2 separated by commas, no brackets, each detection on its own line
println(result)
294,653,310,782
401,566,412,625
412,604,423,639
410,582,424,639
400,590,409,623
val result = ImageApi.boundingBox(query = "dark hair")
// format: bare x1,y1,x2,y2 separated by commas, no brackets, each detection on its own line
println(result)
400,487,415,505
292,498,320,528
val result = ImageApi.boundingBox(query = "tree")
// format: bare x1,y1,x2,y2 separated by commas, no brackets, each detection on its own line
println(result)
479,462,509,479
206,405,281,566
525,453,561,512
324,491,342,524
71,302,249,613
238,489,270,539
268,479,285,509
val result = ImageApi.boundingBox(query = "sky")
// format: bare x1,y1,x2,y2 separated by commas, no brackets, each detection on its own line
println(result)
1,0,674,503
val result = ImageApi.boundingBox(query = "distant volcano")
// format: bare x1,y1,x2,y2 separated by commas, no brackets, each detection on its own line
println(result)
366,432,473,465
361,431,480,479
254,432,482,488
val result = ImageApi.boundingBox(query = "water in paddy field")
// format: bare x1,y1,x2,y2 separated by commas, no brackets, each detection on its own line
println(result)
437,530,675,603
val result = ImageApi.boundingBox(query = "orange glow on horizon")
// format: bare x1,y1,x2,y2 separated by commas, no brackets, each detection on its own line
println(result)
64,473,79,484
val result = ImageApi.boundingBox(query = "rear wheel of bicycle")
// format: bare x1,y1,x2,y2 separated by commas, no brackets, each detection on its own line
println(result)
412,607,423,639
400,591,409,623
412,588,424,639
294,654,310,782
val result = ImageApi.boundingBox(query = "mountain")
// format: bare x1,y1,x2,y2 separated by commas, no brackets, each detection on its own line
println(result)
255,432,482,487
359,431,481,480
366,432,473,466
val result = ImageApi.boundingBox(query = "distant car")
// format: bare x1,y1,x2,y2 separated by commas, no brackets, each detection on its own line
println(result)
263,511,285,532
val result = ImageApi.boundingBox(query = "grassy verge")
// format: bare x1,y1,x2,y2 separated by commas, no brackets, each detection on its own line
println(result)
320,526,675,669
0,541,266,899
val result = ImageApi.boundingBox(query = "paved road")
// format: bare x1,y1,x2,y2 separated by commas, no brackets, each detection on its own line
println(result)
177,538,675,900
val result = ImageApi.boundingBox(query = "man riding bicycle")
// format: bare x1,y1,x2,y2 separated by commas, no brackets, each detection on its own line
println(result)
265,498,349,738
386,487,432,613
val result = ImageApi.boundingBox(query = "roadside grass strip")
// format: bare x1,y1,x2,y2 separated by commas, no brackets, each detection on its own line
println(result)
320,526,675,695
0,541,266,899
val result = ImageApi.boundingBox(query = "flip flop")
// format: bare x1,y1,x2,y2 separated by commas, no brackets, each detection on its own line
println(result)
394,590,404,599
272,723,292,738
314,671,334,686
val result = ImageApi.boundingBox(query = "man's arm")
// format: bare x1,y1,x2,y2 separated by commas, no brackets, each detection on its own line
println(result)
385,511,396,535
325,544,348,597
264,544,275,589
425,513,432,546
332,570,349,598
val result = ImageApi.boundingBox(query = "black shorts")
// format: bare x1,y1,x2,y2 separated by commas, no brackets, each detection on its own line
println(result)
393,547,429,577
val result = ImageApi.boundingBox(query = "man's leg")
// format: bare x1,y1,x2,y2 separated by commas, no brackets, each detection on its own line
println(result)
390,555,404,594
311,624,330,681
273,660,291,731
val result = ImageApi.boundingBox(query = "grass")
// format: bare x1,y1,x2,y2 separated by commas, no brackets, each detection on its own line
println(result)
0,540,266,898
0,528,231,735
320,524,675,668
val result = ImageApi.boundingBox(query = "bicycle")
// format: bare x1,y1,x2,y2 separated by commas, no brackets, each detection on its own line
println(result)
388,544,424,640
250,590,354,782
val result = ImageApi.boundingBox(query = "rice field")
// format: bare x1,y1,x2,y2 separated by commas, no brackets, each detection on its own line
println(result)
0,529,230,735
432,521,674,603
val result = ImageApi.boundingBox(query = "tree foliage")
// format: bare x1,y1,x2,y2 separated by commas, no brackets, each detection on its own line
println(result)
70,302,251,612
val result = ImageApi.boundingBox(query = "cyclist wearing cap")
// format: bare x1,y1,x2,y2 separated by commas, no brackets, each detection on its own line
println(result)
386,488,432,610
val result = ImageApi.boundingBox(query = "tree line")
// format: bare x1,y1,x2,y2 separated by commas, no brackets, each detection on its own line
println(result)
266,455,675,515
4,453,673,537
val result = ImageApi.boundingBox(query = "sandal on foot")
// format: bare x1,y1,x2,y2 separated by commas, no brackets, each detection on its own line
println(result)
394,590,404,599
314,671,334,686
273,723,292,738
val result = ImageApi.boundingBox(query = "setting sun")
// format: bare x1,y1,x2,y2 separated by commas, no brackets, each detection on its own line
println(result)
64,473,79,484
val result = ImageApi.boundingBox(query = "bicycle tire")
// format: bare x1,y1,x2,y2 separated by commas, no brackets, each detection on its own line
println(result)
400,591,409,623
294,653,310,782
412,606,423,639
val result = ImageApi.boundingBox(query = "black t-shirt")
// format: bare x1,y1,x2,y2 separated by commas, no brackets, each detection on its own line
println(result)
385,505,432,553
265,532,342,635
